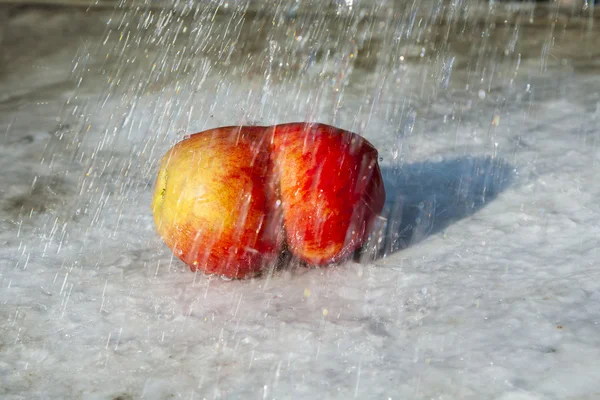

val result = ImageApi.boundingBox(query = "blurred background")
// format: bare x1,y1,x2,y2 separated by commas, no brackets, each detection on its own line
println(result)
1,0,599,399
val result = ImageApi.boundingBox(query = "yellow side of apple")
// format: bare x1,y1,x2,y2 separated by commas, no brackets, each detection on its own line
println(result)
152,126,281,278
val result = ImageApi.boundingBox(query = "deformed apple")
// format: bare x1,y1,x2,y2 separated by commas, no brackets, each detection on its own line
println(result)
151,122,385,279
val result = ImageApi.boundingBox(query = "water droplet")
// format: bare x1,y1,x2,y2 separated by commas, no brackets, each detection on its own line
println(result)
440,56,455,88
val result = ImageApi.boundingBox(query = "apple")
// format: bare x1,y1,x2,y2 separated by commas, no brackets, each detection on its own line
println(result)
151,126,283,279
271,123,385,265
151,122,385,279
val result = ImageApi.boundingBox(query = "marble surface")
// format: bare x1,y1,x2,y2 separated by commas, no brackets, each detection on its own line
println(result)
1,1,599,399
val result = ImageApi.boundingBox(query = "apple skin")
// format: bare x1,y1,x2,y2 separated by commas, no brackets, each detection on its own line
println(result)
270,123,385,265
151,126,283,279
152,122,385,278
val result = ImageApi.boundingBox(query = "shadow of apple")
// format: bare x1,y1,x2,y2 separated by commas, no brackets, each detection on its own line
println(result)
355,155,514,261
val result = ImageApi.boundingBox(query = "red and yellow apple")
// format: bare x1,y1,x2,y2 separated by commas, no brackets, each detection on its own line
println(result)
151,122,385,279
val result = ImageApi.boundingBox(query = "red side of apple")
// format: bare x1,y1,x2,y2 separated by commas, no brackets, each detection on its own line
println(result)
270,123,385,265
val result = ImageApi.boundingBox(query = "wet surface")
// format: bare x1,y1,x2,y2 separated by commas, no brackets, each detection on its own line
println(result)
1,1,600,399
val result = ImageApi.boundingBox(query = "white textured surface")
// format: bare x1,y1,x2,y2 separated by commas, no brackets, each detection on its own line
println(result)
1,3,600,399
